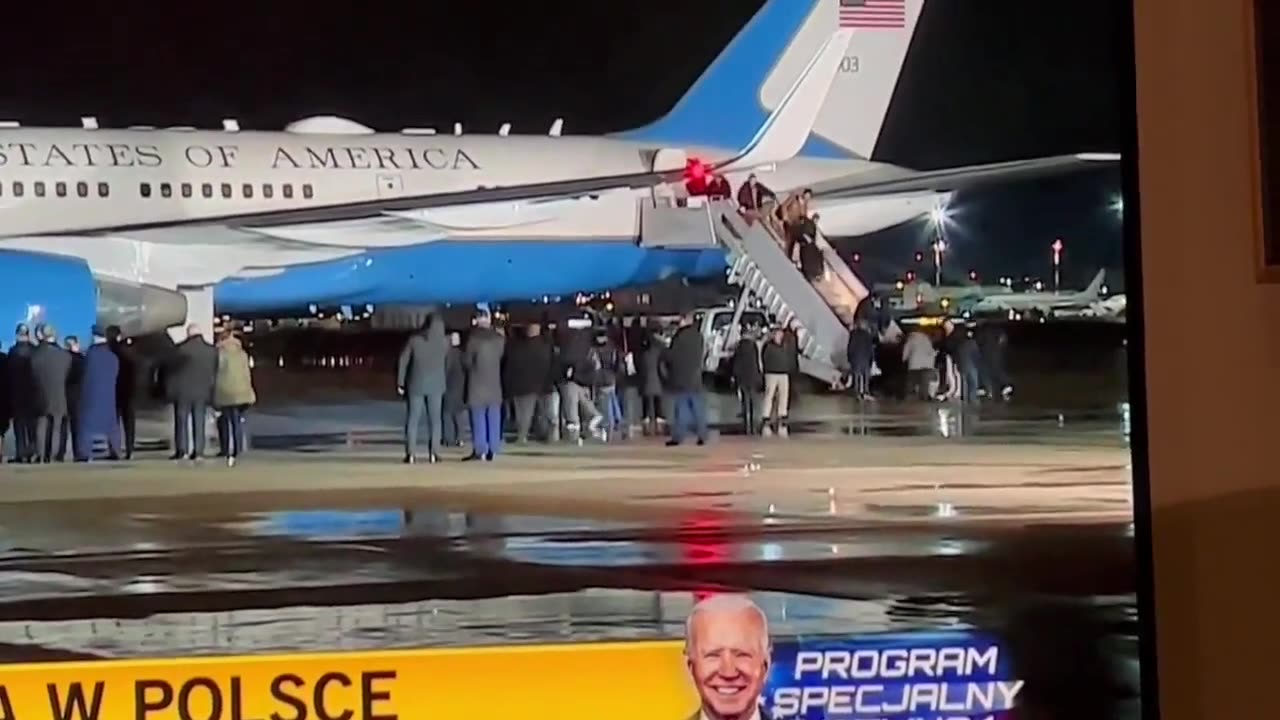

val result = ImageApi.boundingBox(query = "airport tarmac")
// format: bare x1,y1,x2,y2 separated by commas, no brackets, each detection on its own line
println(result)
0,395,1137,677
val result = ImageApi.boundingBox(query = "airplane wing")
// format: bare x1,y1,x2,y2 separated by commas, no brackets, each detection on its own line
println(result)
808,153,1120,200
34,31,849,242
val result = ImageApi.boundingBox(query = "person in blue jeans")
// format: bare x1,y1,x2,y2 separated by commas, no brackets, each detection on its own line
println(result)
462,313,507,461
662,314,709,446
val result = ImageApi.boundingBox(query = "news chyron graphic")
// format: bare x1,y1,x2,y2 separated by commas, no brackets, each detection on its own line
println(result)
0,595,1020,720
683,595,1022,720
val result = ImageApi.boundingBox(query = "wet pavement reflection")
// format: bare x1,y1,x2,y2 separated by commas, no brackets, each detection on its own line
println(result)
0,397,1138,720
0,498,1136,663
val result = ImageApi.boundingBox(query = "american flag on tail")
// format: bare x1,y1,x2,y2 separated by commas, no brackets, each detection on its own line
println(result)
839,0,907,29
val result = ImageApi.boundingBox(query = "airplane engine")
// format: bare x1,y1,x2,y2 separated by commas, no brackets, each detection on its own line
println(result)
0,250,97,342
0,250,189,342
95,278,188,338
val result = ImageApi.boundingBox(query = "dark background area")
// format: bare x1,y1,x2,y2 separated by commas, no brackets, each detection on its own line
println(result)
0,0,1131,286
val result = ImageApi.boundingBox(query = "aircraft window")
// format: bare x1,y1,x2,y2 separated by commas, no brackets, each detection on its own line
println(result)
55,182,67,198
160,183,173,198
263,183,274,199
282,183,294,199
97,182,109,198
140,182,152,198
34,181,45,198
221,183,232,199
302,183,314,199
242,183,253,199
181,183,192,198
202,183,213,199
12,182,23,197
76,182,88,198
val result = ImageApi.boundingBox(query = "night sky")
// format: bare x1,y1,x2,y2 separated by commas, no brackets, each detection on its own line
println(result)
0,0,1130,288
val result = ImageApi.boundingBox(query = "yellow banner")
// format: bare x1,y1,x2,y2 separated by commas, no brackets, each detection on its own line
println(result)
0,641,697,720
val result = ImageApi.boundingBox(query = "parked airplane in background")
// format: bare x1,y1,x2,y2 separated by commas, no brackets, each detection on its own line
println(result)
0,0,1117,343
1055,293,1127,322
883,278,1015,313
964,270,1110,318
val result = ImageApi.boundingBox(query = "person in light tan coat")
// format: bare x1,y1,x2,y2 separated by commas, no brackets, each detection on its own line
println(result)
214,330,256,466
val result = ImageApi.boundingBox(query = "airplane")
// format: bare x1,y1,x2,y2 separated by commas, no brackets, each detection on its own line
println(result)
0,0,1118,344
879,278,1015,313
964,269,1110,318
1056,293,1127,321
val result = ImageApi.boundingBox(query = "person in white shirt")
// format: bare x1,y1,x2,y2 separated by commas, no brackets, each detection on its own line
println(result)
682,595,771,720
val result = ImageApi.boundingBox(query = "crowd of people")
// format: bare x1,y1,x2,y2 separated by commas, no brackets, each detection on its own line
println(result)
851,290,1014,405
0,322,257,466
396,309,734,463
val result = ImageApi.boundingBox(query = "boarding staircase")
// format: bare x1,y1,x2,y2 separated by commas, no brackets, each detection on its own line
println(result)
708,200,870,386
636,193,878,386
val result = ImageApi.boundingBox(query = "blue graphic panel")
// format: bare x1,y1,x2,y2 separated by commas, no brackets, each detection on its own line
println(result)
762,632,1020,719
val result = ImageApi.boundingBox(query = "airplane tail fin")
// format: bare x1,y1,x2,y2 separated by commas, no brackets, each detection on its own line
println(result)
1083,269,1106,296
622,0,926,160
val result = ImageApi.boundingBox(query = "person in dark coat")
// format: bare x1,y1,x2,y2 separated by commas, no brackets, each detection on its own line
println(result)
30,325,72,463
7,324,36,463
74,329,122,461
846,320,876,400
0,345,9,463
942,320,982,404
463,312,506,461
799,236,825,283
556,321,603,440
397,312,448,464
706,174,732,200
59,336,84,461
736,173,776,216
618,318,645,436
441,332,467,447
506,323,553,444
661,314,708,446
539,325,562,442
107,327,145,459
730,328,764,436
761,326,793,437
592,331,624,439
640,328,667,435
975,322,1014,400
166,324,218,461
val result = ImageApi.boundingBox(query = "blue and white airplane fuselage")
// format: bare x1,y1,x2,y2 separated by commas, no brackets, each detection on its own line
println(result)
0,0,1115,341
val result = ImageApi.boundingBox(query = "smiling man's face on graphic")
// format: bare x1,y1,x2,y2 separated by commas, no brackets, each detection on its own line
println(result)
685,596,771,720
